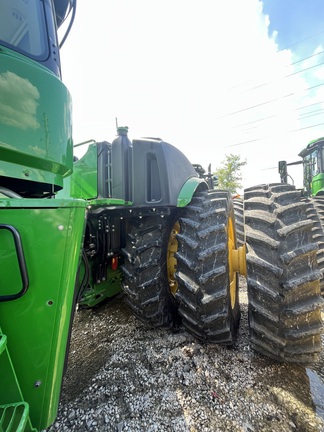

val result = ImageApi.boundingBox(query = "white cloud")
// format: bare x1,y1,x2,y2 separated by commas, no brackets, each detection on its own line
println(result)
0,71,40,129
59,0,324,192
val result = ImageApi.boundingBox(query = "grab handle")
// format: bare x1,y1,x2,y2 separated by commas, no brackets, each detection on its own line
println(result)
0,224,29,301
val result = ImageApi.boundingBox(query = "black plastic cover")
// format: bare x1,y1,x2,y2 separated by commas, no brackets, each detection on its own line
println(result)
130,138,198,207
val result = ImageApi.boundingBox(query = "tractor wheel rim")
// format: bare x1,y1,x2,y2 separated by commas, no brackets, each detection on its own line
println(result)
167,221,180,296
228,216,237,309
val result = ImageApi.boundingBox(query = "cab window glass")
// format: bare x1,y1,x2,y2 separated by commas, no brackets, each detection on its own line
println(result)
0,0,47,59
305,150,318,177
321,147,324,173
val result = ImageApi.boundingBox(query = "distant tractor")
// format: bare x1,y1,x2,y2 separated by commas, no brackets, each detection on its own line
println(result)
278,137,324,293
192,163,218,189
279,137,324,196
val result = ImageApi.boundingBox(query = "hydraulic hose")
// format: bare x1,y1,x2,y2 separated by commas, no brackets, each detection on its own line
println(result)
0,187,22,199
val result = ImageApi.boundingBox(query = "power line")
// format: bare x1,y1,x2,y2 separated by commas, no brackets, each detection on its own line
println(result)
218,29,324,144
236,55,324,96
226,36,324,94
226,47,324,93
216,82,324,121
233,115,277,129
289,121,324,133
277,28,324,52
287,60,324,78
297,100,324,111
229,122,324,148
298,108,324,120
291,48,324,66
232,102,324,131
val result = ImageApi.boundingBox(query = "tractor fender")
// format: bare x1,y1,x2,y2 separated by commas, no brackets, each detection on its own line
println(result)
177,177,208,207
129,138,206,207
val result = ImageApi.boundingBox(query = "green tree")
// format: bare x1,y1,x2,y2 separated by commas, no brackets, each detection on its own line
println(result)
214,154,247,194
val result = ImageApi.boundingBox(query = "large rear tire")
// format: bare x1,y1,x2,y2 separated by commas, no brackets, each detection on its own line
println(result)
244,184,323,364
306,196,324,295
175,189,240,345
233,197,245,247
121,214,179,327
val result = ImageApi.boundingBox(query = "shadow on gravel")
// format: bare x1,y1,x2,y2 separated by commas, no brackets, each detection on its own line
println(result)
60,294,131,404
51,286,324,432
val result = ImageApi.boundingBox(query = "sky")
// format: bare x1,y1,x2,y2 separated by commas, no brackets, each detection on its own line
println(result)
59,0,324,192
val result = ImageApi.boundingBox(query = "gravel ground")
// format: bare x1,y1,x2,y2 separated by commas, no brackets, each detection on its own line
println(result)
45,280,324,432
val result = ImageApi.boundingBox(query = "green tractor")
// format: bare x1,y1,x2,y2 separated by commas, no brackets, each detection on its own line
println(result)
0,1,322,431
279,137,324,197
279,137,324,293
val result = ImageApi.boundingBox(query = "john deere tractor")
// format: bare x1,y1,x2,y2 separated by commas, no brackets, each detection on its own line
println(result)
0,1,322,431
279,137,324,293
279,137,324,196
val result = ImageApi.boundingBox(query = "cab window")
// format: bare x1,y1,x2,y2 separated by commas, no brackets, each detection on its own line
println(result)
0,0,48,60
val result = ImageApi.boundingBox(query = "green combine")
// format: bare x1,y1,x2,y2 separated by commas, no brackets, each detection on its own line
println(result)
0,1,323,431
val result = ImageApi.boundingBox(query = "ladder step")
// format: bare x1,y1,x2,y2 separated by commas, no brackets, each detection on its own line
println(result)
0,403,29,432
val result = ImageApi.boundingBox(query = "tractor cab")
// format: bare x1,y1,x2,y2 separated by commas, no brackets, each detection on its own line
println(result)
0,0,76,198
299,137,324,196
0,0,74,77
279,137,324,196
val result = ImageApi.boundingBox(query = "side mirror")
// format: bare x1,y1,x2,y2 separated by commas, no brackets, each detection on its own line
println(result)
278,161,287,183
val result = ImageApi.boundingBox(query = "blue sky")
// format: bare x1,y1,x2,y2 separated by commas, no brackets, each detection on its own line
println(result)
263,0,324,54
59,1,324,192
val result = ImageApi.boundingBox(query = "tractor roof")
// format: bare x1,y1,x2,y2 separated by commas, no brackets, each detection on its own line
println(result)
298,137,324,158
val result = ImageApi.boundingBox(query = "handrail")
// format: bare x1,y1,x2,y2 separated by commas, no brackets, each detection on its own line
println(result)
0,225,29,301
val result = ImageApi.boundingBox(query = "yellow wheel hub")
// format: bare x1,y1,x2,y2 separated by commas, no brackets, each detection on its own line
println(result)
167,221,180,296
232,244,247,278
228,217,247,309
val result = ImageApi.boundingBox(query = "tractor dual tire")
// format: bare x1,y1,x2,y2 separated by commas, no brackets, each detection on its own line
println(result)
233,197,245,248
306,196,324,295
244,183,323,364
121,214,179,327
175,189,240,345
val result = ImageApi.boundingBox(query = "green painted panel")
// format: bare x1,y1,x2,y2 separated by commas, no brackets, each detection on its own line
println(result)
312,173,324,196
89,198,130,206
78,266,122,308
0,47,73,189
0,230,21,297
177,177,207,207
0,198,86,209
58,144,98,200
0,199,87,430
70,144,98,199
0,336,22,404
